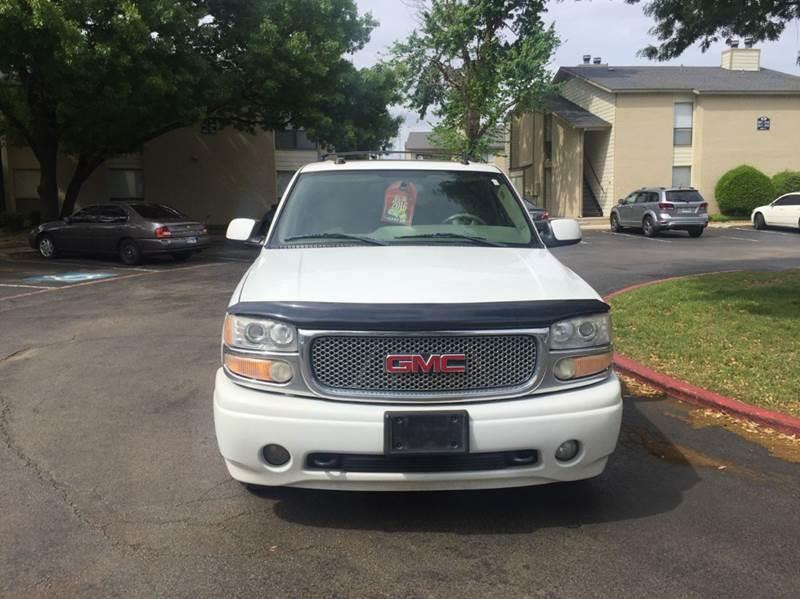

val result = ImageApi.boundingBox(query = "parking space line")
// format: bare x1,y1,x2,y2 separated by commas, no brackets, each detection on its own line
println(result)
602,231,672,243
734,227,797,237
715,234,760,243
0,283,54,289
0,261,227,302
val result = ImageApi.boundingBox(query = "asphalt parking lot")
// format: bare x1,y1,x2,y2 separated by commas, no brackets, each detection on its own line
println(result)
1,227,799,598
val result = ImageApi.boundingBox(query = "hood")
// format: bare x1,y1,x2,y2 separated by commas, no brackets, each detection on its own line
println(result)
234,246,599,305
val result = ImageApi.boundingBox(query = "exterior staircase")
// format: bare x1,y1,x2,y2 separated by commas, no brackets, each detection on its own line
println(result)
582,178,603,217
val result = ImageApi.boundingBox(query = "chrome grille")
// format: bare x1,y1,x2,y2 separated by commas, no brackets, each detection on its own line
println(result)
309,334,537,395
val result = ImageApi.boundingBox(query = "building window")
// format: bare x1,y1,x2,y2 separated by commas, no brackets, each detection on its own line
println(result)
275,129,317,151
672,166,691,187
673,102,693,146
109,169,144,200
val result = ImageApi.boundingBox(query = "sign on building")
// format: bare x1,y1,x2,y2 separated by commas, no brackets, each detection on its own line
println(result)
757,116,771,131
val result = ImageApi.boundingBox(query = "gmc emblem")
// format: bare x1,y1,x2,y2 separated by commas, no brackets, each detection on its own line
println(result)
385,354,466,374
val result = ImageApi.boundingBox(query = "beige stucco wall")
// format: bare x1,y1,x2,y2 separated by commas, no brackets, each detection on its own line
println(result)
612,93,675,201
694,94,800,211
4,127,277,225
561,78,616,208
144,127,277,224
550,116,584,217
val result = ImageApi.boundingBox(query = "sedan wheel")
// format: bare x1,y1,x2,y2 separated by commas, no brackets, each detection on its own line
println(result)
642,216,658,237
119,239,142,266
38,234,57,259
754,213,767,230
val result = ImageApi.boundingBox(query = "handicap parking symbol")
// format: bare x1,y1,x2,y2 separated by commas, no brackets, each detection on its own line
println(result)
25,272,117,284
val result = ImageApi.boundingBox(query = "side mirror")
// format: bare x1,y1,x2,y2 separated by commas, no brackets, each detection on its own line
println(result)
63,216,72,224
617,198,624,205
543,218,582,248
226,218,258,242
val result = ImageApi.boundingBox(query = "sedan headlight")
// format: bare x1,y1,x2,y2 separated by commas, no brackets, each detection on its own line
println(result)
550,313,611,350
223,314,297,352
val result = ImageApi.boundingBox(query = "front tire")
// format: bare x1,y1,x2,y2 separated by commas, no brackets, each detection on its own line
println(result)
37,234,57,259
642,215,658,237
688,226,704,238
754,213,767,230
119,239,142,266
610,213,623,233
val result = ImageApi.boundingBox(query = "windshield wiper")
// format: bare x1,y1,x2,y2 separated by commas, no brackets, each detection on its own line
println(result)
283,233,387,246
396,232,505,247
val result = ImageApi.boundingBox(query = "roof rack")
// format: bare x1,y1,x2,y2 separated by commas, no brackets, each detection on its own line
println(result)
320,150,473,165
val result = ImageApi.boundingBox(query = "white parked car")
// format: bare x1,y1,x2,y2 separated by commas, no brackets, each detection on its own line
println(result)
215,160,622,491
752,193,800,230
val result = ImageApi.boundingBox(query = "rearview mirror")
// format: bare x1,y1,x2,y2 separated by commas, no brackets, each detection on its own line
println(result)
226,218,258,242
543,218,582,248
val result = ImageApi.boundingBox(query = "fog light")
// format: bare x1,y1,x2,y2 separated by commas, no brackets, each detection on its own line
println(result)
262,444,290,466
269,361,293,384
554,357,577,380
555,440,580,462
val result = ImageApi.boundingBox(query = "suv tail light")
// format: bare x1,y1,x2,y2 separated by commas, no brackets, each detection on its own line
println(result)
155,226,172,238
658,203,674,211
699,202,708,213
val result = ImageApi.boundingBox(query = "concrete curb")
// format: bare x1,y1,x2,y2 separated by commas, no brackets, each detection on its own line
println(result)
606,279,800,437
577,220,751,231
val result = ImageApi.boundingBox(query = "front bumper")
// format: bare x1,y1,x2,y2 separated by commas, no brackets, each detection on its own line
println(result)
213,369,623,491
137,234,211,255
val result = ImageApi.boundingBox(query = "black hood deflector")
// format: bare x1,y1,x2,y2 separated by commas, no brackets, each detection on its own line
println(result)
227,299,609,331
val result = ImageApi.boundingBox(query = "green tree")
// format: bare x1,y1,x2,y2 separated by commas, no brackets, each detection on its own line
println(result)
772,170,800,197
392,0,559,158
0,1,399,219
626,0,800,60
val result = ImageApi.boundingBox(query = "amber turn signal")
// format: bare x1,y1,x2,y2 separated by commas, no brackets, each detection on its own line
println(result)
223,354,292,383
554,351,613,380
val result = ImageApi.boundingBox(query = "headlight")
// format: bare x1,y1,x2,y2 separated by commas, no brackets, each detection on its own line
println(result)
550,313,611,350
223,314,297,352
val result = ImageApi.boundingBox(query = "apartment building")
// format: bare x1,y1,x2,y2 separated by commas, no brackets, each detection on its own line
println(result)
509,48,800,217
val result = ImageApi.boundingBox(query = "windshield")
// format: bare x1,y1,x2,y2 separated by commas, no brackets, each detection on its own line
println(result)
270,170,540,248
666,190,704,203
131,203,186,220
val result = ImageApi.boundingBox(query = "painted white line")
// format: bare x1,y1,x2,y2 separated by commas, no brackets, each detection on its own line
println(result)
607,232,672,243
0,283,53,289
715,235,760,243
735,228,798,237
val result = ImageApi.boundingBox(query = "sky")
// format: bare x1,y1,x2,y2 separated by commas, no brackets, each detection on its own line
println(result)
353,0,800,149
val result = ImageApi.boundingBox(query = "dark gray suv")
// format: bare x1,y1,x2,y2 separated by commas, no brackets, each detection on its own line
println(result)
610,187,709,237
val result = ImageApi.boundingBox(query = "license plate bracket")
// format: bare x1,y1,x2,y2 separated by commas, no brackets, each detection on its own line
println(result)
384,411,469,455
187,236,198,244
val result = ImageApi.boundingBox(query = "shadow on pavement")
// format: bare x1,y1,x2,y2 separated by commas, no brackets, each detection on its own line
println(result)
249,397,700,535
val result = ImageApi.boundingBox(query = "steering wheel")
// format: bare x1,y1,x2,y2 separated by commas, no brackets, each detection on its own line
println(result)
442,213,487,226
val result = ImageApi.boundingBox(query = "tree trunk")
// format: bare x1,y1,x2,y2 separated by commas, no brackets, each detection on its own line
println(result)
60,154,106,218
35,143,60,221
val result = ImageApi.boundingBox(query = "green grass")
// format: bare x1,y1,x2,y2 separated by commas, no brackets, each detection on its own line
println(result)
610,271,800,417
708,213,746,223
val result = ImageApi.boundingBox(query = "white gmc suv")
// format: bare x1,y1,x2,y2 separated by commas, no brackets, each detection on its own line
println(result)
214,160,622,491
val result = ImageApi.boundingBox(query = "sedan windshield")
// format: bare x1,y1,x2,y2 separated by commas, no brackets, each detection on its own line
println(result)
270,170,539,248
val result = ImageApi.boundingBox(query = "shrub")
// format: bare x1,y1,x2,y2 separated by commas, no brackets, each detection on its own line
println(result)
771,170,800,198
715,165,775,216
0,211,26,232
